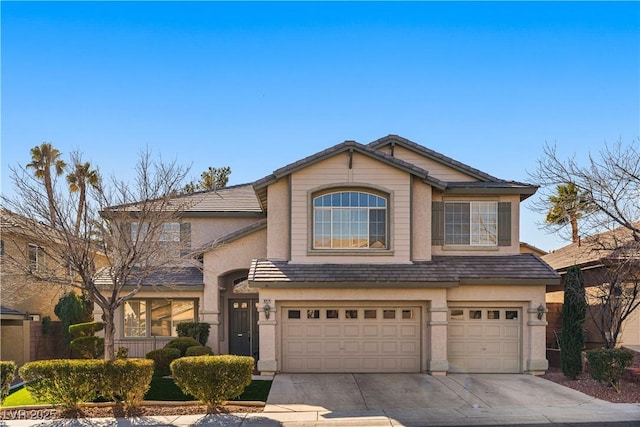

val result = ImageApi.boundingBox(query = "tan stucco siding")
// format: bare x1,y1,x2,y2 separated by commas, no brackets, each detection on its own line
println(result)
189,217,261,249
266,177,290,260
431,193,521,256
412,179,432,261
288,152,412,263
385,145,478,182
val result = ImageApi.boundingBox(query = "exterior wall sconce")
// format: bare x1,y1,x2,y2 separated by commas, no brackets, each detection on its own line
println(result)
537,304,546,320
263,299,271,320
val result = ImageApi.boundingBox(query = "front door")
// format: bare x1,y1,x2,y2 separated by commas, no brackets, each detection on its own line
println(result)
229,299,259,359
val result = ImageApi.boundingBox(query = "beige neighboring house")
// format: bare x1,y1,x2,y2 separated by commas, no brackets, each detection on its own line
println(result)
543,224,640,348
111,135,560,375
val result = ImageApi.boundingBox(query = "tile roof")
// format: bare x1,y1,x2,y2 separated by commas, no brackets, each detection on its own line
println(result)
95,266,204,288
542,223,640,272
248,254,560,287
0,305,26,316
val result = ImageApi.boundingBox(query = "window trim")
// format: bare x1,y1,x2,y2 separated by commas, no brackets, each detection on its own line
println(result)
28,243,45,272
308,186,393,254
122,298,198,338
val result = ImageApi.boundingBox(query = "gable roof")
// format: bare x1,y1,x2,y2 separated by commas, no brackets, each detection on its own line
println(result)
252,140,447,210
369,135,538,200
248,253,560,288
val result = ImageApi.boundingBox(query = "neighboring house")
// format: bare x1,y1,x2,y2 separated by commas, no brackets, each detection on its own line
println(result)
1,208,77,365
110,135,560,375
520,242,547,257
543,224,640,348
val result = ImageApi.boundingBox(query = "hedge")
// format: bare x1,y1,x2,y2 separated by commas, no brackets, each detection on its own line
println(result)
19,359,103,411
0,361,16,403
185,345,214,357
146,347,181,374
177,322,211,346
18,359,155,411
164,337,201,356
102,359,154,408
586,348,634,393
171,355,254,410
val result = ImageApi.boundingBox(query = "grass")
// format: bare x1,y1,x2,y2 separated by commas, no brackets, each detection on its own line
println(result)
1,375,272,407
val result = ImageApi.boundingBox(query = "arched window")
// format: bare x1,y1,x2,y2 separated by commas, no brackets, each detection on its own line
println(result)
313,190,388,249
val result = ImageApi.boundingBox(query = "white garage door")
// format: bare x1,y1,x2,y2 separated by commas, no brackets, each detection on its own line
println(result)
282,306,421,373
448,307,521,373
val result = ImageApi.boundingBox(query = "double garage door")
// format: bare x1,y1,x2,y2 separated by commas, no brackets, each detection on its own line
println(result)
448,307,521,373
281,304,522,373
281,305,421,373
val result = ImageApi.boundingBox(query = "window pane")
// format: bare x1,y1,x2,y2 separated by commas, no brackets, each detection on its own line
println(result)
124,300,146,337
506,310,518,320
469,310,482,319
364,309,377,319
445,203,470,245
471,202,497,245
345,309,358,319
487,310,500,320
172,300,195,335
288,310,301,319
326,309,339,319
402,309,414,320
383,309,396,319
450,309,464,320
307,309,320,319
151,300,173,336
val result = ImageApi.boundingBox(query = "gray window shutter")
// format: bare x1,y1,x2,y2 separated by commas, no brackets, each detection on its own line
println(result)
498,202,511,246
180,222,192,256
432,201,444,245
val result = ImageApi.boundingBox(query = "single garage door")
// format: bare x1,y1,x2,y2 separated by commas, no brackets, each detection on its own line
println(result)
282,306,421,373
448,307,521,373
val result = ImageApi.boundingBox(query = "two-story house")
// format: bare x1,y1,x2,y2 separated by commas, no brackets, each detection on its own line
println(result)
112,135,560,375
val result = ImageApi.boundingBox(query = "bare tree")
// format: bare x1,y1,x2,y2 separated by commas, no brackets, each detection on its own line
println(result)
530,138,640,347
3,147,196,359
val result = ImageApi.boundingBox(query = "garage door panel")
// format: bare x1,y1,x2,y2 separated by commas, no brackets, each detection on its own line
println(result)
448,307,521,374
282,305,421,373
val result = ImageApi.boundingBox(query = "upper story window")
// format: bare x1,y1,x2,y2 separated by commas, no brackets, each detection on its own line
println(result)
433,200,511,248
313,190,388,249
131,222,186,257
445,201,497,246
28,243,45,271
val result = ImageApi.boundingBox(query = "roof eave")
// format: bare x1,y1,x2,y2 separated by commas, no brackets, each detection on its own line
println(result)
247,280,459,289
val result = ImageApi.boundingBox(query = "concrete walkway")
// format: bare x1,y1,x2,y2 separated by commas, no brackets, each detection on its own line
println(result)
3,374,640,426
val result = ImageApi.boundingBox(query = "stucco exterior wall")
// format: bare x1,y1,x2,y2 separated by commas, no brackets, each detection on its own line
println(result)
266,177,290,261
288,152,412,263
188,217,262,248
412,179,432,261
202,228,267,352
380,145,477,182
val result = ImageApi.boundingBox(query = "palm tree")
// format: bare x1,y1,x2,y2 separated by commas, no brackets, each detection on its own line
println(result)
67,158,100,235
546,183,590,243
26,142,67,226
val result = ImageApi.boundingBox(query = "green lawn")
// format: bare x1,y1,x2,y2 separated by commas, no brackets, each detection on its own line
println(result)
1,377,272,407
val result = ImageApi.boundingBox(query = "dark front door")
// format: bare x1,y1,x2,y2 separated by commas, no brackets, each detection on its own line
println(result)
229,299,259,359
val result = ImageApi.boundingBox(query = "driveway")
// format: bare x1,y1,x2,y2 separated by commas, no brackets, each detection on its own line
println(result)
264,373,640,425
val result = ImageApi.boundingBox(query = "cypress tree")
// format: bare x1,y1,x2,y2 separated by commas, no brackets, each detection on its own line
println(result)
560,265,587,379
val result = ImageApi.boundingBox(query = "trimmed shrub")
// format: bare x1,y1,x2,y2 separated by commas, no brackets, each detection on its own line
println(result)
1,361,16,403
19,359,103,412
177,322,211,346
164,337,201,356
102,359,154,409
69,321,104,338
70,336,105,359
185,345,214,357
171,355,254,410
116,346,129,359
146,348,181,375
586,348,634,393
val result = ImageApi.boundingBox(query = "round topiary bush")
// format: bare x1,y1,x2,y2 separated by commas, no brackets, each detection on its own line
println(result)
185,345,214,356
164,337,201,356
146,348,181,375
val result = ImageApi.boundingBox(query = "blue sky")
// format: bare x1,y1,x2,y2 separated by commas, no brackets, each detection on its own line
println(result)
2,1,639,252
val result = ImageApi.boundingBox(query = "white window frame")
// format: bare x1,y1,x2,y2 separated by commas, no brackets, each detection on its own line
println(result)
28,243,45,271
312,190,388,250
444,201,498,246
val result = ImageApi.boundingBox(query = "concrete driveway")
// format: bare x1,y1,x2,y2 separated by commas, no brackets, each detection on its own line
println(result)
264,373,640,425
